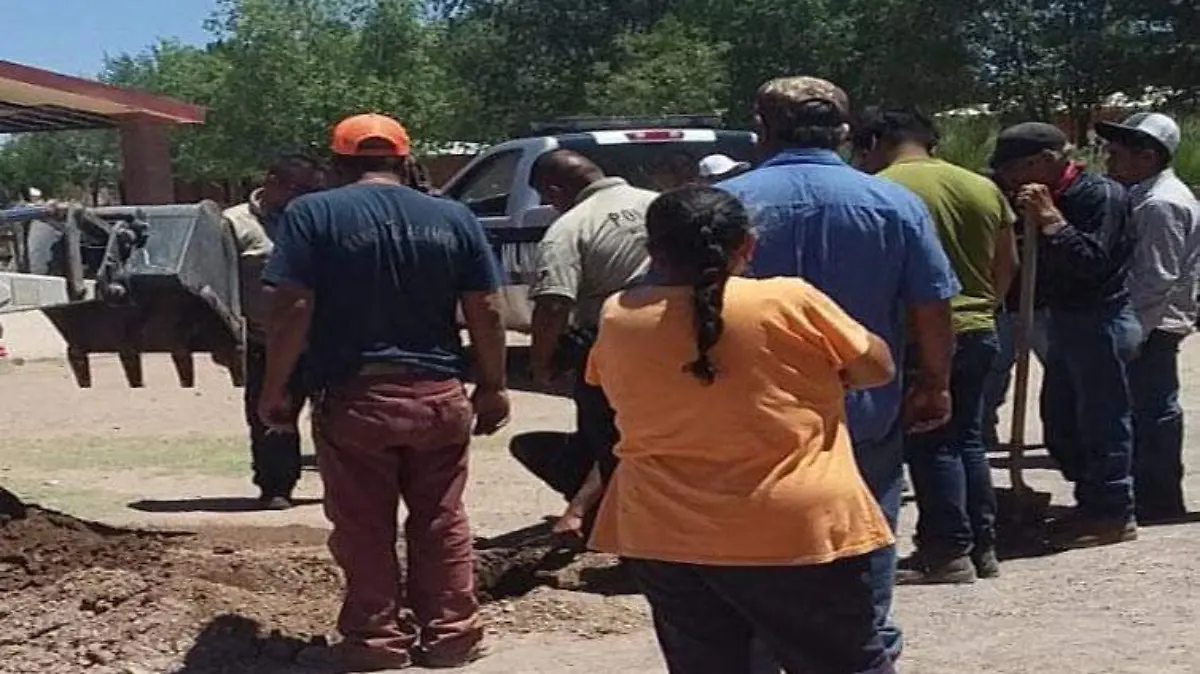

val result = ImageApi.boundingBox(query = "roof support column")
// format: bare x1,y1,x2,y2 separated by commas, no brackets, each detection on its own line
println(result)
118,113,174,205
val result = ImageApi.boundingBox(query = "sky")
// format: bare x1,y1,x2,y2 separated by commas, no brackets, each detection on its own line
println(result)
4,0,217,78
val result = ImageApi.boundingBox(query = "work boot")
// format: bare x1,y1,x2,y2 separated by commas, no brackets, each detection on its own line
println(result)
971,548,1001,579
895,551,977,585
414,643,488,669
1049,514,1137,550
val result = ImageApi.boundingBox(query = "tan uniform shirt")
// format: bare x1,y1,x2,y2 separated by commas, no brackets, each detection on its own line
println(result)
224,189,273,342
529,178,657,328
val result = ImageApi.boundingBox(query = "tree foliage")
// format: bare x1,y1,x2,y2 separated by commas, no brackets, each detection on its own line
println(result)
0,131,119,202
2,0,1197,193
585,15,729,117
1130,0,1200,105
966,0,1153,135
104,40,232,179
440,0,674,138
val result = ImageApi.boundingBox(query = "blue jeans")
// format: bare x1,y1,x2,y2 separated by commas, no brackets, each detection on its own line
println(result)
1128,329,1188,516
1042,304,1140,519
982,309,1049,446
851,426,904,660
905,330,1000,556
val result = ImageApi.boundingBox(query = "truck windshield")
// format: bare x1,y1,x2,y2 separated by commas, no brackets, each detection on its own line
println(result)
558,134,758,191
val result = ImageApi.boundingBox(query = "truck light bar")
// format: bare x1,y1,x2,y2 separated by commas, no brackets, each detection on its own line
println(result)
625,130,685,141
528,114,724,135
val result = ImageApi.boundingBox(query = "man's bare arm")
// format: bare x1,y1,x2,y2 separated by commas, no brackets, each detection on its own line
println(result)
906,300,955,433
530,296,574,386
461,290,507,392
263,284,312,399
909,300,954,386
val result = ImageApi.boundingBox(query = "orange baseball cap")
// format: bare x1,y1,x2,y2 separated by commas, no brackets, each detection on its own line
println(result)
331,113,411,157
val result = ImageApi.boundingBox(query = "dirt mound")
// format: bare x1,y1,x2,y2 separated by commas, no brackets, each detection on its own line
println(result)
0,501,169,593
0,565,334,674
0,490,648,674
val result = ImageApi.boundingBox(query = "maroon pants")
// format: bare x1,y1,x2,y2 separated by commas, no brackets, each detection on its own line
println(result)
313,374,481,659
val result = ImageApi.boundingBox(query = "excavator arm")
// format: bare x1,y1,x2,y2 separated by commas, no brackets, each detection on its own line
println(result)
0,201,245,388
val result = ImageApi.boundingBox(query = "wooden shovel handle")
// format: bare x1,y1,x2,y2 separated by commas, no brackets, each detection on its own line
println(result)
1008,215,1040,493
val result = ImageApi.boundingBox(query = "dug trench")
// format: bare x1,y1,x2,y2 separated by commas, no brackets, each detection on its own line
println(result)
0,488,646,674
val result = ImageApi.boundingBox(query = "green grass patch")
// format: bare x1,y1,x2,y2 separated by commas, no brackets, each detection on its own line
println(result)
0,476,131,520
0,434,251,477
1175,115,1200,187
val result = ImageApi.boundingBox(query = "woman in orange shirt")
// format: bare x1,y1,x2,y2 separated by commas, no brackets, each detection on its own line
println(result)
585,186,897,674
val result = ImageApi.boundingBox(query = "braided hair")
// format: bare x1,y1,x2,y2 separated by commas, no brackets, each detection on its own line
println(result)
645,186,752,385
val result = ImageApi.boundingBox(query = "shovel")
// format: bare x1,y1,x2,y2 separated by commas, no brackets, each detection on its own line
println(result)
996,214,1053,532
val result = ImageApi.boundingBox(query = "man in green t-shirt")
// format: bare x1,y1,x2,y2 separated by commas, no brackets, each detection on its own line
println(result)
853,106,1016,584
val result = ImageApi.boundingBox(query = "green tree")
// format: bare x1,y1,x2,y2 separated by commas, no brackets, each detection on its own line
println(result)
0,130,120,202
586,15,729,117
440,0,675,138
668,0,979,121
199,0,376,172
18,0,1194,190
104,40,232,179
1128,0,1200,104
964,0,1155,138
355,0,455,143
674,0,854,124
104,0,453,179
838,0,981,110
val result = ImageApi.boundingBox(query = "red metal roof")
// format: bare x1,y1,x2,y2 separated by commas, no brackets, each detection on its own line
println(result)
0,60,205,133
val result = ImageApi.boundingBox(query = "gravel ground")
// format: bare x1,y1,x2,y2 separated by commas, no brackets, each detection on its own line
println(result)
1,346,1199,674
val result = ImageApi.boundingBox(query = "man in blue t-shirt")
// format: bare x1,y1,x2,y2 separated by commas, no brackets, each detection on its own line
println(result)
720,76,960,665
260,113,507,671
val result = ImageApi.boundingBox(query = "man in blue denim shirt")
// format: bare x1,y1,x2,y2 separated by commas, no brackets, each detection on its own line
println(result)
720,76,960,663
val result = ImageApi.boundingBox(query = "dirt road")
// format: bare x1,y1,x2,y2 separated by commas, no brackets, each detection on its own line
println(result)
1,348,1199,674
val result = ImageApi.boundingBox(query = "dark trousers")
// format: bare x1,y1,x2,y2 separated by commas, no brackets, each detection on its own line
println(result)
314,375,481,659
1042,304,1140,519
906,329,1001,556
573,368,619,483
631,556,894,674
244,341,308,498
509,431,592,501
1128,329,1188,518
508,361,620,500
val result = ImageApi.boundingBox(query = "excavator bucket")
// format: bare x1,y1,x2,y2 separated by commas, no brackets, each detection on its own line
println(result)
0,202,245,388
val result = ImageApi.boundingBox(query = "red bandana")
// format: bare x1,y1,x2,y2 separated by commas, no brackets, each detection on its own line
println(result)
1053,161,1085,198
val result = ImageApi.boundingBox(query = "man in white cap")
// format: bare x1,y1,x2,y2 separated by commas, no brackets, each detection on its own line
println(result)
1096,112,1200,523
699,154,751,183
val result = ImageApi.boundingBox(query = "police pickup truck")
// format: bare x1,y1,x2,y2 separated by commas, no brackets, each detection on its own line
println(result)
439,115,756,330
